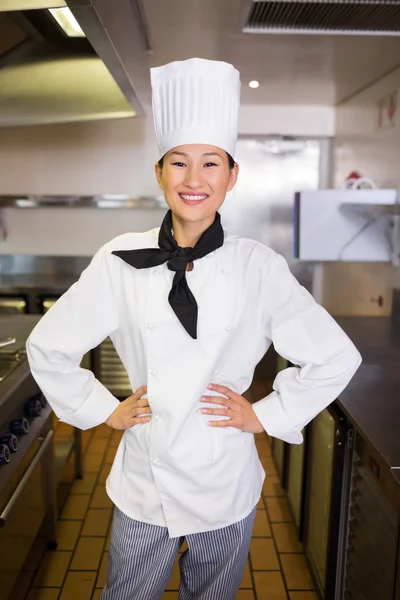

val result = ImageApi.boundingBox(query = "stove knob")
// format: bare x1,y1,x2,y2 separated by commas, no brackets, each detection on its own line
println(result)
0,444,10,465
38,394,47,408
0,434,18,453
10,418,29,436
26,398,42,418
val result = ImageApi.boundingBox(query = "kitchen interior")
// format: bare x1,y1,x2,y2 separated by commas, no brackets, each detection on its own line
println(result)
1,0,400,599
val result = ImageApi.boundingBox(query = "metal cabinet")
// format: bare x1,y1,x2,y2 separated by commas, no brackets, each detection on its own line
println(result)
343,432,400,600
303,404,353,600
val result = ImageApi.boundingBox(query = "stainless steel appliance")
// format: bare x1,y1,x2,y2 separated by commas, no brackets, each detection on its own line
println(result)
303,404,352,600
0,296,27,315
343,432,400,600
0,337,56,600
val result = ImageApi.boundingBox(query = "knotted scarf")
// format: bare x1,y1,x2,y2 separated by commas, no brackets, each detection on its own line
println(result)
112,210,224,339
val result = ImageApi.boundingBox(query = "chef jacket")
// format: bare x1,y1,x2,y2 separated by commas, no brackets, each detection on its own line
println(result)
26,227,362,537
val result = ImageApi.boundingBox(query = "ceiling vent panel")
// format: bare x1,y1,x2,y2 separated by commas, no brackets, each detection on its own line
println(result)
243,0,400,35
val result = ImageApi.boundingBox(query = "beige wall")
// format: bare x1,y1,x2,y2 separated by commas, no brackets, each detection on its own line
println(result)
324,68,400,317
0,104,334,196
0,103,334,257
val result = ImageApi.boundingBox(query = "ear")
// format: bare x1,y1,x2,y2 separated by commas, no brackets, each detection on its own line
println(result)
227,162,239,192
155,163,164,190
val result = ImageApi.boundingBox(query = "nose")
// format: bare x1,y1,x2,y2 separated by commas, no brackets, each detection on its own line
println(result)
183,165,204,189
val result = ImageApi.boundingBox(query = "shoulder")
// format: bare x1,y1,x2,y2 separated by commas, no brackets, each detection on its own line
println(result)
102,228,160,254
221,232,292,290
222,231,280,266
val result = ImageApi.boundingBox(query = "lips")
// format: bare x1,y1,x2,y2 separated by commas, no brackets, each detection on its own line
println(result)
179,193,209,206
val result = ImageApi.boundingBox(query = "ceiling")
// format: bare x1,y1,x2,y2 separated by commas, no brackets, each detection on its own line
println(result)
143,0,400,106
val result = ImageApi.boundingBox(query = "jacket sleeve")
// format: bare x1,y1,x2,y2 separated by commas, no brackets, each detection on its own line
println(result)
26,245,121,430
252,251,362,444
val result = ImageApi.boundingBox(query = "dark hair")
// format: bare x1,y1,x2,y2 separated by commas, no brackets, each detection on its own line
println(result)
158,152,235,170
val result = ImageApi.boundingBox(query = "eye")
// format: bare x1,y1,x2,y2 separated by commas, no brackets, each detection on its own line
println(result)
204,162,218,167
171,162,186,167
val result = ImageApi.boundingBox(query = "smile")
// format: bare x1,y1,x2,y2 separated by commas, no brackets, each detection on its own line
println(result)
179,194,209,203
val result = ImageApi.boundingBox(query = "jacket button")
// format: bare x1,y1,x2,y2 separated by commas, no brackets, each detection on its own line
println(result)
150,369,158,377
206,453,213,461
213,369,218,374
154,414,161,421
225,326,232,332
221,269,227,275
147,323,154,330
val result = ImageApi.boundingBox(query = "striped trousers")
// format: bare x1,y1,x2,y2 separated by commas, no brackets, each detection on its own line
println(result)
100,506,256,600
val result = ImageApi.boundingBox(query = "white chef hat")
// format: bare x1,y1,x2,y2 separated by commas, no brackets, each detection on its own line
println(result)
150,58,241,160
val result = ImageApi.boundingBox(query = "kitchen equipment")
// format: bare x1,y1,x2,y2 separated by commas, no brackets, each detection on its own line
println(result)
303,404,353,599
294,189,400,263
0,296,27,315
343,431,400,600
0,340,56,600
0,337,16,349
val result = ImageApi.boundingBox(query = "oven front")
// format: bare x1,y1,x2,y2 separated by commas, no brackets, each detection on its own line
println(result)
0,393,55,600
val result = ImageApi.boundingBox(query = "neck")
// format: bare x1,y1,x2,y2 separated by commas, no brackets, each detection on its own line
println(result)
171,212,216,247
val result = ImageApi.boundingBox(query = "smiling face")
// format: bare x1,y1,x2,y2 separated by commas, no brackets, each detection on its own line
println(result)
155,144,239,228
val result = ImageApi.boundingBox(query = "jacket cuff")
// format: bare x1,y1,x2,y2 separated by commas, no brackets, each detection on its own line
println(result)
252,391,304,445
59,379,120,430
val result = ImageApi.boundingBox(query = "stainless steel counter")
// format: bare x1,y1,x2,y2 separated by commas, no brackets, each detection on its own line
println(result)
335,317,400,472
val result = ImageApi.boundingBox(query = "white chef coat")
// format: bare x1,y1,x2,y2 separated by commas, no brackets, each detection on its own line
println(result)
26,227,361,537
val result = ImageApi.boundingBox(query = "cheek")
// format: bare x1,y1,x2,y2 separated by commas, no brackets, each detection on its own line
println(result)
163,170,184,193
209,174,231,195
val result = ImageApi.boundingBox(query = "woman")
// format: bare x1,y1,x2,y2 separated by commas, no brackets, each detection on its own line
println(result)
26,58,361,600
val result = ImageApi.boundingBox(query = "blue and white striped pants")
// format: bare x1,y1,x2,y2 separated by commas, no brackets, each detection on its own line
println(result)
100,506,256,600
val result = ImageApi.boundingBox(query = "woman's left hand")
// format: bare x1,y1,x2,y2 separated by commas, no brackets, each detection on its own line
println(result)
200,384,265,434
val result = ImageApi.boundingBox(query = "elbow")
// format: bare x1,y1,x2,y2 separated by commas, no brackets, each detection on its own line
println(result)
26,332,36,364
26,329,48,372
348,344,362,375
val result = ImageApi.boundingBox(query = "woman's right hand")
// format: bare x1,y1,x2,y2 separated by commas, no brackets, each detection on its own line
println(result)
105,385,151,430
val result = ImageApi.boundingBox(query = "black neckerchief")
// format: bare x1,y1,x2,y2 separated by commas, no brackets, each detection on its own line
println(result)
112,209,224,339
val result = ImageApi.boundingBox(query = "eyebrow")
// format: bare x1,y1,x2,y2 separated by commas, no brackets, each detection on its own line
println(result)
170,151,222,158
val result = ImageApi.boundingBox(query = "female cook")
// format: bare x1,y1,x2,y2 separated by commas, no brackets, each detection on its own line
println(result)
26,58,361,600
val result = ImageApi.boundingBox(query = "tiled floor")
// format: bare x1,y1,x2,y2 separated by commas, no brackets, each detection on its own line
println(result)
18,382,317,600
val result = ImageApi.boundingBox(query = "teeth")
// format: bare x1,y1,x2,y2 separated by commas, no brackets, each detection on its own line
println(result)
181,195,207,201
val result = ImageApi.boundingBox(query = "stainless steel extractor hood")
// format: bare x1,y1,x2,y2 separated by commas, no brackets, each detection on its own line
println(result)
0,1,66,9
0,0,151,126
242,0,400,36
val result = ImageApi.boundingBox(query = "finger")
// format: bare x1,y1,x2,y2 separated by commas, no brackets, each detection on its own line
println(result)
130,416,152,425
207,384,242,401
126,391,148,406
200,396,236,409
131,407,152,417
133,385,148,399
208,419,241,428
201,408,234,418
132,398,151,408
